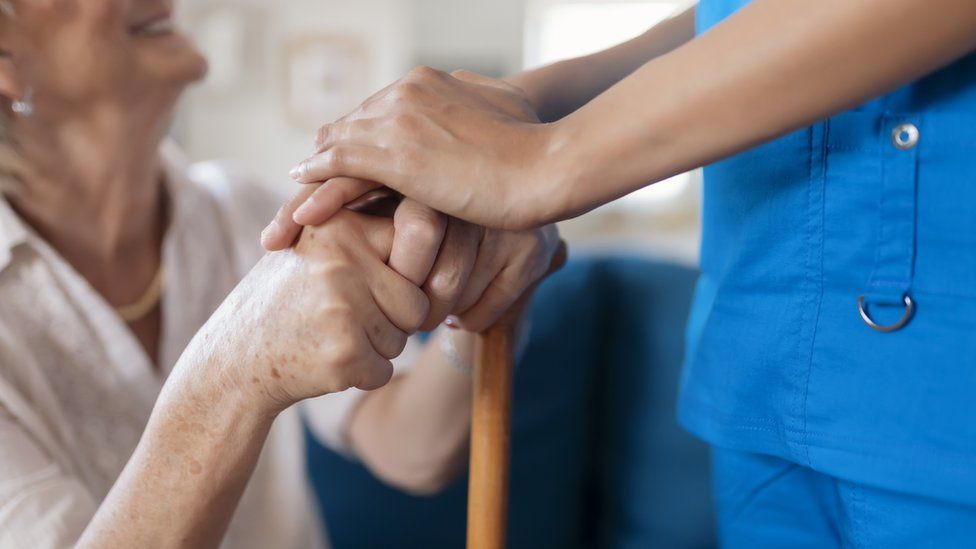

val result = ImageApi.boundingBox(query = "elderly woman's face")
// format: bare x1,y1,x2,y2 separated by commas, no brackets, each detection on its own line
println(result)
3,0,206,116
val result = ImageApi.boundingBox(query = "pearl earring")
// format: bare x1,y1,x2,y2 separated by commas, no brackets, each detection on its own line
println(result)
11,88,33,117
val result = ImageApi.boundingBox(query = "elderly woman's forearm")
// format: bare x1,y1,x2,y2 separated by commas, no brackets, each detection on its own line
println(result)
78,364,275,548
506,3,696,123
545,0,976,220
348,331,475,495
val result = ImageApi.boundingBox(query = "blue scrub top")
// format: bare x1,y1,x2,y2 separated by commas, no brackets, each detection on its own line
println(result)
679,0,976,505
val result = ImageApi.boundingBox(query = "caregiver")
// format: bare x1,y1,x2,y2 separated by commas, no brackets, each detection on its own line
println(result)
270,0,976,545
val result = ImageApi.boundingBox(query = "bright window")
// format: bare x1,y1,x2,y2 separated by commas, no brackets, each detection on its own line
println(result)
524,1,693,211
524,1,681,67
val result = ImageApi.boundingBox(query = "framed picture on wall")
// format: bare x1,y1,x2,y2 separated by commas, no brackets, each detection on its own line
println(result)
283,36,370,130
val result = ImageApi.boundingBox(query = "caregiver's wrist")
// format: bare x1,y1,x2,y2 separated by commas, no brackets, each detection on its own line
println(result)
531,116,597,223
506,67,559,122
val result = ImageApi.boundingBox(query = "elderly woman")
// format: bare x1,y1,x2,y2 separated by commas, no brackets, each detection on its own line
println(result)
0,1,559,548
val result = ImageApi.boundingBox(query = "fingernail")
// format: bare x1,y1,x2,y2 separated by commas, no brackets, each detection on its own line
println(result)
293,202,312,224
289,165,302,180
261,220,282,244
444,316,460,329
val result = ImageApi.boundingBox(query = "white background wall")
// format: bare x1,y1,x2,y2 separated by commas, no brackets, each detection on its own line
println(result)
177,0,525,185
177,0,415,185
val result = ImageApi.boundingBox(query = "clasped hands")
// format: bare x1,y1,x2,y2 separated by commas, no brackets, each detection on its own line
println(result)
197,69,562,413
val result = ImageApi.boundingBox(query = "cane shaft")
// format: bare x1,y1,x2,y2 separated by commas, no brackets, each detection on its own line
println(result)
467,323,515,549
466,242,566,549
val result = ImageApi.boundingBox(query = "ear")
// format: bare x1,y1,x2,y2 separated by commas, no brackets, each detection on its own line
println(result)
0,4,25,103
0,53,25,103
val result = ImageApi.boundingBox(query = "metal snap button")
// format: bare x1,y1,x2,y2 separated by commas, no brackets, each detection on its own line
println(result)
857,294,914,333
891,123,919,150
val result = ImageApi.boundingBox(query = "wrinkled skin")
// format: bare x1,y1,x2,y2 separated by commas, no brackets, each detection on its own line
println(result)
261,70,562,333
181,210,429,412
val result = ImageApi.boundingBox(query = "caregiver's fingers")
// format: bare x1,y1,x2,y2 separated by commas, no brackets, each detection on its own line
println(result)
292,177,382,226
389,198,448,286
261,184,318,251
450,70,539,122
290,143,399,189
450,69,516,91
419,218,483,332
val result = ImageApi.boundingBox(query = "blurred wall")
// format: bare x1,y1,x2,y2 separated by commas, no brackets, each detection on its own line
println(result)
414,0,524,77
176,0,525,186
176,0,414,186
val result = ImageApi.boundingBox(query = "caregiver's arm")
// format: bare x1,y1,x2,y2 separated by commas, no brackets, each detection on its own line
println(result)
549,0,976,220
262,5,694,248
295,0,976,230
508,2,696,122
77,212,427,548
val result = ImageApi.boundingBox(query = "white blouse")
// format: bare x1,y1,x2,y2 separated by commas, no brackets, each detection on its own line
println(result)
0,145,414,548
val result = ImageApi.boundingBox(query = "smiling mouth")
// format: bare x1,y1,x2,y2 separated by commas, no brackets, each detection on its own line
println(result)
129,13,177,37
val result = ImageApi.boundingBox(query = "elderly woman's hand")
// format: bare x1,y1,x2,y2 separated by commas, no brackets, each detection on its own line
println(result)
260,70,563,332
262,191,562,333
430,221,562,332
177,210,429,413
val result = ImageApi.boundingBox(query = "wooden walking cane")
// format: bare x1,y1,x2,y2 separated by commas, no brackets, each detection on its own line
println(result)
346,189,567,548
467,242,567,549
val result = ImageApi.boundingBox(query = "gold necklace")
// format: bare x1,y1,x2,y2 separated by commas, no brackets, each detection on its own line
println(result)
115,265,165,323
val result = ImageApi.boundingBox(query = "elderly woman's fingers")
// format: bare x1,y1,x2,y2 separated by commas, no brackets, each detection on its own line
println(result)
449,242,504,324
292,177,382,226
261,184,317,251
362,239,431,334
453,269,525,333
419,218,482,331
389,198,448,286
359,298,410,361
349,329,397,392
449,226,563,331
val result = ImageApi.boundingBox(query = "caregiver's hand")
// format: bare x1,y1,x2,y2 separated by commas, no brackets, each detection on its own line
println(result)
284,67,560,231
265,189,561,333
262,70,562,331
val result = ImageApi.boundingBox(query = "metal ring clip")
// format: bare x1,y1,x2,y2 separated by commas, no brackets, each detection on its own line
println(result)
857,294,914,333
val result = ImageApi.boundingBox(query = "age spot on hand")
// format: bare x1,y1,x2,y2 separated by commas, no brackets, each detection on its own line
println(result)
271,367,281,379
